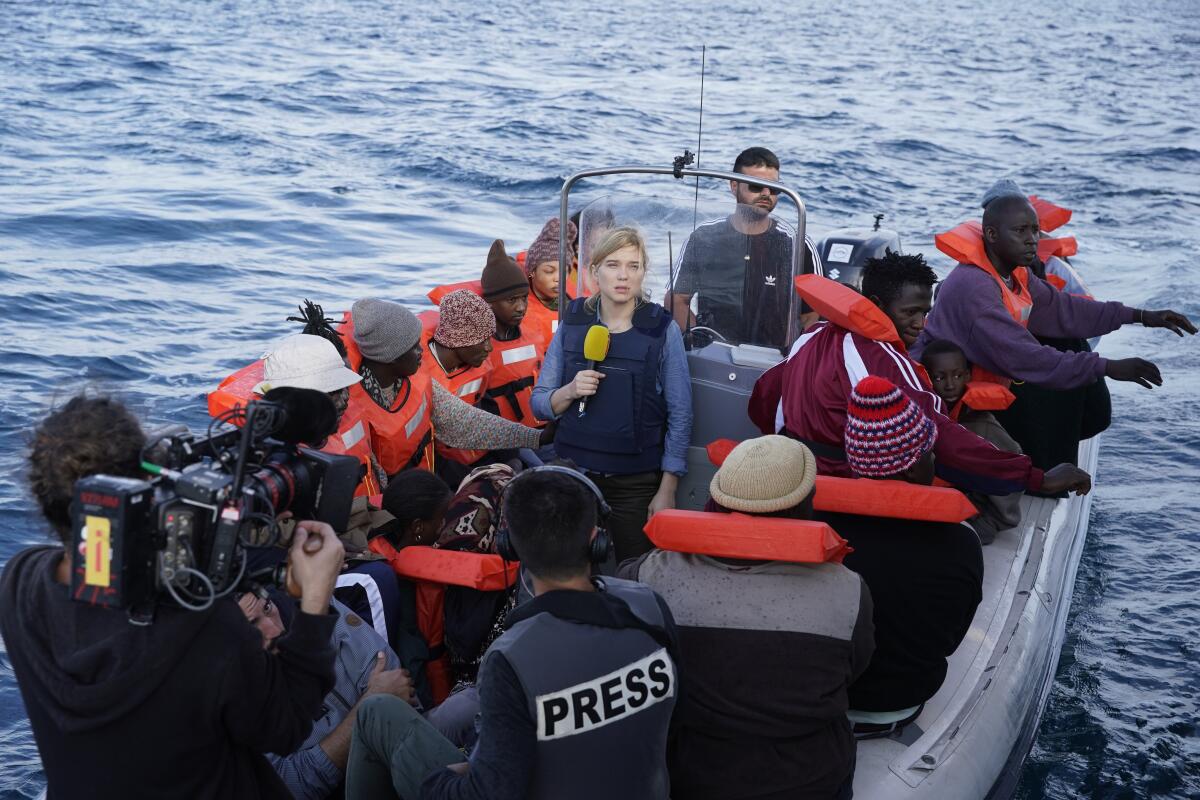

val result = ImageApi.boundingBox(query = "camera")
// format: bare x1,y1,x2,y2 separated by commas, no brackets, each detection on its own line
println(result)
68,395,361,620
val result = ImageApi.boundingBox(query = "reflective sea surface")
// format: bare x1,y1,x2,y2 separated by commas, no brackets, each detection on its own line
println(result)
1,1,1197,796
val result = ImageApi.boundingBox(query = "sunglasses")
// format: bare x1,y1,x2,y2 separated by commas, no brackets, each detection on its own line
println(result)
742,181,780,196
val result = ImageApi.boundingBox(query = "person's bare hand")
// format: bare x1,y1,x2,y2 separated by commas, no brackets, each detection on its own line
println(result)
364,651,416,705
1139,309,1197,337
1041,464,1092,496
1104,357,1163,389
568,369,604,400
289,520,344,614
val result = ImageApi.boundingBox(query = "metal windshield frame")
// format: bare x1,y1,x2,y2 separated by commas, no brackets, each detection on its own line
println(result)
557,165,809,344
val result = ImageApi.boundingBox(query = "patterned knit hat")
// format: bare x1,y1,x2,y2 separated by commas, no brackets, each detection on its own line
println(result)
434,289,496,349
525,217,577,276
844,376,938,478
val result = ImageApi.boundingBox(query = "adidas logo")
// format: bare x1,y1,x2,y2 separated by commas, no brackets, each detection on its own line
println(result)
764,275,777,287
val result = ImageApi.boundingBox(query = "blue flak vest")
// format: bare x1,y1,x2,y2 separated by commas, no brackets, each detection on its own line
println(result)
486,578,677,800
555,298,671,475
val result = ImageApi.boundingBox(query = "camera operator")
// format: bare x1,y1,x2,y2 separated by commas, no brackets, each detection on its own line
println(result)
0,394,346,799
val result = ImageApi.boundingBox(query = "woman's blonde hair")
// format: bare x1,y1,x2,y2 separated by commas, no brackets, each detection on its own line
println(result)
585,226,649,310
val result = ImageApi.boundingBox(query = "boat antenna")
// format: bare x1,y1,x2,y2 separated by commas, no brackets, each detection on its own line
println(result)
691,43,706,233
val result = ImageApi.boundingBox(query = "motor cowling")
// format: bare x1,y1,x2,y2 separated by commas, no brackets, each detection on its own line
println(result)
817,219,902,290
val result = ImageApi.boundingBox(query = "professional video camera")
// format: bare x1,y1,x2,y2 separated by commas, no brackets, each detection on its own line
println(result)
69,390,360,621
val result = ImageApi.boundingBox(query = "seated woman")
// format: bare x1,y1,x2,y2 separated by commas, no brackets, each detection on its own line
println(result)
531,226,693,564
375,468,453,551
620,436,873,800
521,216,576,346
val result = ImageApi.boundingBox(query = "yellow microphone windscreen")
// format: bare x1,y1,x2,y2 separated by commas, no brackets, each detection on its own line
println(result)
583,325,611,362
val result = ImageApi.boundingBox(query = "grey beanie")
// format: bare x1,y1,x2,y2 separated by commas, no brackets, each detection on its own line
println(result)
351,298,423,363
981,178,1027,209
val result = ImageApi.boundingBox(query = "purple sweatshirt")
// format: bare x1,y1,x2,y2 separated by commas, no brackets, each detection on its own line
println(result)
913,263,1135,390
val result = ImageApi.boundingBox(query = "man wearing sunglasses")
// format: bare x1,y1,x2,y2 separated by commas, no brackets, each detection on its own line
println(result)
668,146,822,350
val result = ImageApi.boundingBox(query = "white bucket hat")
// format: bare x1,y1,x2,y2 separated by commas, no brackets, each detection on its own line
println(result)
253,334,362,395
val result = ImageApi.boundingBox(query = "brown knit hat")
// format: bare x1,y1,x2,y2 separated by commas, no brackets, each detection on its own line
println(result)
709,436,817,513
480,240,528,300
525,217,577,276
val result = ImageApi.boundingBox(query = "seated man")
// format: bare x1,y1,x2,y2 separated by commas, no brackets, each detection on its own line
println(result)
668,146,822,348
620,436,873,800
344,468,681,800
750,250,1091,497
920,339,1023,544
913,179,1194,396
238,589,478,800
816,377,984,732
478,239,546,426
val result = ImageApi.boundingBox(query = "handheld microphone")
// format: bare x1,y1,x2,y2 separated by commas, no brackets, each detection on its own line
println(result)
578,325,611,416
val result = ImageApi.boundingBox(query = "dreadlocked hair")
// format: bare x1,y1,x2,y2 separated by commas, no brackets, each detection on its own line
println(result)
287,299,346,357
860,249,938,306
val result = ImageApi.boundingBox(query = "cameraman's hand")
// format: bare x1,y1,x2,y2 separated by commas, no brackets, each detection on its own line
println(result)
1104,357,1163,389
289,520,344,615
364,651,417,706
1041,464,1092,496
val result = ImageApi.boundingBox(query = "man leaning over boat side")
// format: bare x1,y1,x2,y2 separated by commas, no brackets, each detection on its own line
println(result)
619,436,872,800
341,468,681,800
815,377,985,735
0,394,345,800
749,250,1093,500
911,179,1195,405
667,146,822,349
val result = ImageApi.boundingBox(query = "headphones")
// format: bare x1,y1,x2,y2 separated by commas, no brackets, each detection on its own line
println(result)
495,465,612,565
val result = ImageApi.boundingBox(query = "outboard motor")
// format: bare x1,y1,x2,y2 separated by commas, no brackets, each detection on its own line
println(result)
816,214,902,290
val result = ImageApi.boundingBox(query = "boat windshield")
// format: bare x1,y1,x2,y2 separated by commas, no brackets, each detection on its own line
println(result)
572,177,811,351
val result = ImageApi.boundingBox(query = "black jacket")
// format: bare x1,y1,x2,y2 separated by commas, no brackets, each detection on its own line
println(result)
0,546,337,799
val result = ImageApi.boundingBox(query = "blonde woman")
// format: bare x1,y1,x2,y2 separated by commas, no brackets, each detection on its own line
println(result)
531,226,693,563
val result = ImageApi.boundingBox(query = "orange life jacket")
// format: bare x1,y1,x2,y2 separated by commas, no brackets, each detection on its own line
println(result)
643,509,851,564
416,310,491,465
207,359,380,496
483,327,545,426
949,381,1017,421
339,313,435,477
793,274,935,388
1038,235,1078,263
706,439,977,524
1029,195,1072,233
368,536,518,704
934,221,1035,388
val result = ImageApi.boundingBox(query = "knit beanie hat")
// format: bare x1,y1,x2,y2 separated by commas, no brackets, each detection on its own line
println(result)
844,376,938,478
980,178,1027,208
525,217,577,276
709,435,817,513
480,239,528,300
434,289,496,349
351,298,423,363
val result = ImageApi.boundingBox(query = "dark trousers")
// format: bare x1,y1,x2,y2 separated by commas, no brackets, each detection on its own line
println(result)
346,694,464,800
590,470,662,565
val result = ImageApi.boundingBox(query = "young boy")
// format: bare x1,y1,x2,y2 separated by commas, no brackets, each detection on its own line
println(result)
920,339,1024,544
479,239,546,426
